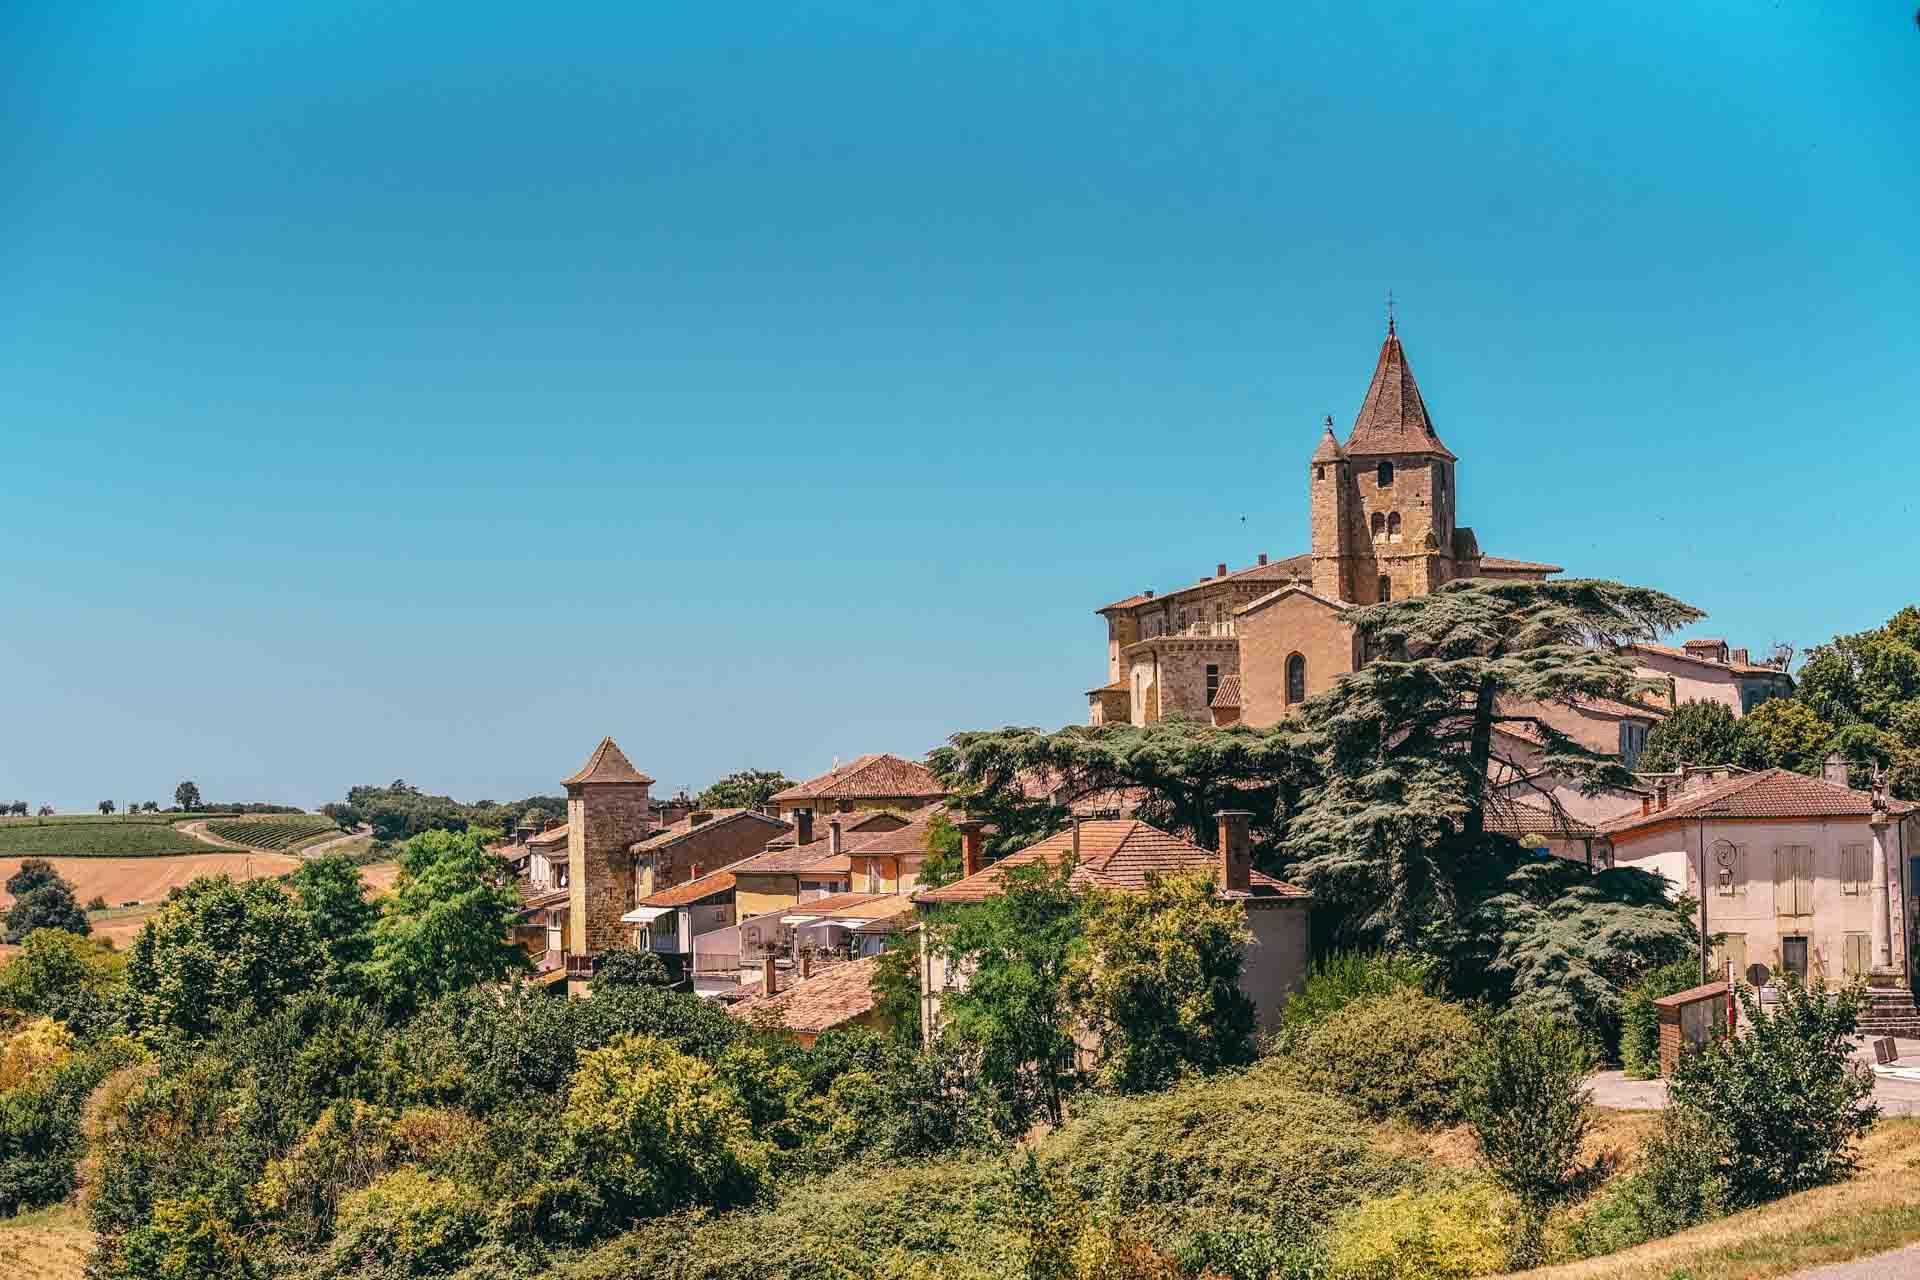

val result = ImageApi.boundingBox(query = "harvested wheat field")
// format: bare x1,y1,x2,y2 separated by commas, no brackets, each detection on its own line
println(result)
0,1204,89,1280
0,853,301,950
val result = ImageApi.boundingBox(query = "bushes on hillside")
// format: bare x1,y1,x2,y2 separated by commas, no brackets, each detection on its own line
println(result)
1562,1106,1730,1259
1283,991,1476,1126
1464,1014,1593,1266
0,1033,143,1214
1323,1180,1512,1280
0,927,128,1041
1279,949,1434,1037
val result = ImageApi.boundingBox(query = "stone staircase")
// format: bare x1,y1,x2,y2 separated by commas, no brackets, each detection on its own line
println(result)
1856,988,1920,1039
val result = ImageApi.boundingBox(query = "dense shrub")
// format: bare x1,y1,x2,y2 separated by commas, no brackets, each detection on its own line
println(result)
0,928,129,1041
1279,950,1434,1037
1284,990,1476,1126
1562,1107,1730,1259
591,948,673,991
0,1034,143,1213
1323,1180,1512,1280
1465,1014,1592,1264
109,1193,260,1280
1668,974,1877,1204
1618,957,1700,1078
323,1167,488,1278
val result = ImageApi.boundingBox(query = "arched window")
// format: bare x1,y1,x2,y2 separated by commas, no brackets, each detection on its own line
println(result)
1387,512,1402,542
1378,461,1394,486
1370,511,1386,539
1315,464,1325,481
1378,574,1393,602
1286,653,1306,705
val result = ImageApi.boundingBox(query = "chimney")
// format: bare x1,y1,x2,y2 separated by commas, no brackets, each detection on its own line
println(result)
1144,589,1155,599
957,820,986,878
690,862,702,880
1823,752,1850,787
689,810,713,827
761,956,777,996
1216,810,1252,894
793,810,813,846
799,951,813,980
1071,815,1084,863
1730,647,1750,666
1640,795,1652,816
1258,552,1268,566
829,818,843,855
1216,562,1228,578
1655,783,1669,812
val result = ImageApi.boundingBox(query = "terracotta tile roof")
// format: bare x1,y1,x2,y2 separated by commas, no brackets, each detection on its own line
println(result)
770,754,946,804
783,891,914,922
562,737,655,786
526,824,569,848
1209,673,1242,709
1100,554,1314,613
731,824,892,876
842,807,947,858
1631,642,1795,678
1598,768,1911,835
1239,582,1346,615
726,953,885,1036
634,856,762,908
1478,555,1564,574
762,808,913,851
1086,680,1128,695
1483,796,1600,839
1574,695,1666,721
516,886,569,914
629,809,789,855
1344,331,1455,460
913,819,1310,905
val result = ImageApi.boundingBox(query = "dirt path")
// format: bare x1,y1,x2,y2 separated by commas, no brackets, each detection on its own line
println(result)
176,820,248,851
295,825,372,859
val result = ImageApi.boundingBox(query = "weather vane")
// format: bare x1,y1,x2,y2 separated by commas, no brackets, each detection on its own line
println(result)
1386,289,1396,336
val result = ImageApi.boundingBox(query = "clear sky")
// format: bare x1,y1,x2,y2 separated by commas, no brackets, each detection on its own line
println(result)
3,2,1916,811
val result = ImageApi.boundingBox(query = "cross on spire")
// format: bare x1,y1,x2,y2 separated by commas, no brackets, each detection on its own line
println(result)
1386,289,1396,336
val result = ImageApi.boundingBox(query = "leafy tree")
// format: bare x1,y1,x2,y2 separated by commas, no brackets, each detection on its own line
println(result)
1284,578,1700,947
5,801,22,817
929,859,1082,1126
931,715,1313,857
98,800,115,815
592,948,673,990
1465,1014,1593,1264
4,863,91,944
1734,698,1833,775
869,934,922,1045
0,929,126,1038
37,805,53,817
1669,973,1877,1204
1279,949,1434,1035
1619,956,1703,1078
368,828,529,1017
173,781,201,811
1639,699,1743,773
142,801,159,813
917,808,965,890
289,854,378,998
124,876,322,1043
695,768,795,810
1074,869,1254,1091
86,895,109,912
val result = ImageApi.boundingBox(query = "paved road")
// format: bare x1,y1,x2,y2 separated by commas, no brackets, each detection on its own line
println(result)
1789,1242,1920,1279
294,824,371,859
1587,1037,1920,1117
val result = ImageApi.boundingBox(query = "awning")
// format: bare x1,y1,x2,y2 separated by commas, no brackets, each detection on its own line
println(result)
621,906,675,924
829,918,870,928
779,914,819,925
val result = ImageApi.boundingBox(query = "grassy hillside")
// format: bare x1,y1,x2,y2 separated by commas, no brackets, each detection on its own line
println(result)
0,816,215,857
201,815,336,851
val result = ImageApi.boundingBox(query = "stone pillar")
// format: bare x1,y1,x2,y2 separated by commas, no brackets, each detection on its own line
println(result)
1872,815,1892,971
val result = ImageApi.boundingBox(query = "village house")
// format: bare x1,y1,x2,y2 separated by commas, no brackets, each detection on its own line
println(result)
1594,757,1918,1009
912,813,1313,1041
725,953,890,1047
620,856,758,990
628,807,791,899
1630,638,1796,716
768,753,947,819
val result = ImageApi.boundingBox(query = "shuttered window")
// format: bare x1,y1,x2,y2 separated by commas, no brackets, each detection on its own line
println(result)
1843,932,1871,977
1841,844,1869,896
1773,846,1814,917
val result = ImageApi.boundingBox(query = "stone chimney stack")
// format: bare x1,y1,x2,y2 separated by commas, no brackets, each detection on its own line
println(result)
1071,815,1084,863
799,950,813,980
1258,552,1268,565
761,955,777,996
829,818,843,855
957,820,986,879
793,810,814,846
1216,562,1228,578
1216,810,1252,893
1822,752,1850,787
1655,782,1669,812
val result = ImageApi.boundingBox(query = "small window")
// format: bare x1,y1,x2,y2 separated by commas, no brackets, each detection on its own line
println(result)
1315,463,1325,480
1377,575,1392,602
1370,511,1386,539
1378,461,1394,486
1843,932,1871,977
1205,664,1220,705
1285,653,1306,705
1387,512,1402,542
1773,846,1814,917
1841,844,1869,895
1781,936,1810,980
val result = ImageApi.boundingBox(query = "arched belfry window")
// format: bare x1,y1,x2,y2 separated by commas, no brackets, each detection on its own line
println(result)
1387,512,1402,542
1286,653,1306,705
1378,461,1394,486
1370,511,1386,540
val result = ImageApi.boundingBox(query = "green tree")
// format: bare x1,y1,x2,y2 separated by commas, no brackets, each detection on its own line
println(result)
289,854,378,998
1074,869,1254,1091
929,859,1082,1127
1465,1013,1593,1264
124,876,322,1043
1639,699,1744,772
173,781,201,811
869,934,923,1045
98,800,115,815
917,809,965,890
592,948,673,990
695,768,796,810
1669,973,1877,1204
0,929,126,1038
1735,698,1833,775
368,828,528,1017
4,864,91,944
1284,578,1700,947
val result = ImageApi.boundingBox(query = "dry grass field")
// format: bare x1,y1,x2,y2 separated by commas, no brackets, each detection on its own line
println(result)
0,852,302,950
0,1204,89,1280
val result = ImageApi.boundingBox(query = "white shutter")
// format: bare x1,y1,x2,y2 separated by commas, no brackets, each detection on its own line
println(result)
1774,848,1792,915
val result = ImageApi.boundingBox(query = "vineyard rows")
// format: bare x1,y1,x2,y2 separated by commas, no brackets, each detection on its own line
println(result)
203,816,337,851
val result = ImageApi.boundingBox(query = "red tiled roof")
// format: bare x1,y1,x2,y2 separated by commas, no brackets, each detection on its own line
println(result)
1344,331,1455,460
1598,768,1911,834
1630,642,1795,679
1574,695,1666,721
630,808,789,855
517,886,569,914
1209,674,1242,709
725,953,885,1036
770,754,946,804
1099,555,1314,613
562,737,655,786
526,825,569,848
1483,796,1600,839
913,819,1310,905
783,891,915,922
633,856,762,908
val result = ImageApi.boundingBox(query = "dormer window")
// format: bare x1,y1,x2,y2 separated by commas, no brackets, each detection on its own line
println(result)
1377,461,1394,486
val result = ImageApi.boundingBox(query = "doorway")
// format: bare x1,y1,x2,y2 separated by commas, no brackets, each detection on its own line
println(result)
1781,936,1809,982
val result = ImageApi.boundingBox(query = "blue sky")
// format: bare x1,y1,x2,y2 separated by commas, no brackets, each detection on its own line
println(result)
3,1,1916,811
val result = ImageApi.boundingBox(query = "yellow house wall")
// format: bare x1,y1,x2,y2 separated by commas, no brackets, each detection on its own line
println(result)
734,875,800,921
1236,593,1359,728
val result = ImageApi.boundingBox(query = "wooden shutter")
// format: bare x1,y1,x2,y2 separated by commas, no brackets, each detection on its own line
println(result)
1843,933,1869,977
1796,847,1815,916
1841,844,1863,895
1735,845,1748,896
1773,847,1792,915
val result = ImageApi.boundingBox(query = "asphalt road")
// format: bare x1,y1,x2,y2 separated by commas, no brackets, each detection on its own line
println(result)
1586,1037,1920,1117
1789,1242,1920,1279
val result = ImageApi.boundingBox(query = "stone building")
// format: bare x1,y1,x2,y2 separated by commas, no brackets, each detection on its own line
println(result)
1088,324,1561,730
563,736,656,961
628,807,791,899
768,753,947,819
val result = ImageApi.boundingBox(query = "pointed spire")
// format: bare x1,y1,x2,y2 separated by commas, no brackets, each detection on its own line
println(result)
562,736,655,786
1345,328,1454,459
1311,413,1345,463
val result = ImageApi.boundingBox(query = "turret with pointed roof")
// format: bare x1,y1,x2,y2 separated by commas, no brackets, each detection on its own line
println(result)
563,736,655,787
1345,325,1454,461
562,736,654,964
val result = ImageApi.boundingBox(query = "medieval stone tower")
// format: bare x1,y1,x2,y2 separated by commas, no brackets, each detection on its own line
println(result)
1309,323,1459,604
563,736,653,956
